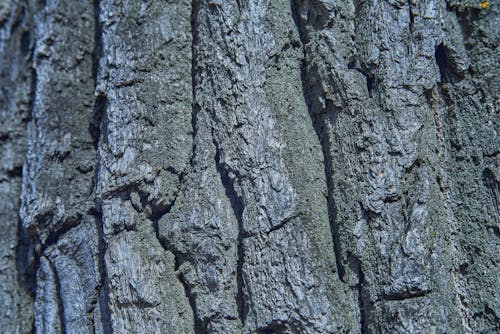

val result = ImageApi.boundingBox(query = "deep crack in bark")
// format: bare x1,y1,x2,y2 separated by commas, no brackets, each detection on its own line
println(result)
91,2,112,332
153,219,205,334
291,0,346,282
47,257,66,334
145,2,207,332
15,3,38,318
211,128,248,325
382,289,432,301
351,256,367,334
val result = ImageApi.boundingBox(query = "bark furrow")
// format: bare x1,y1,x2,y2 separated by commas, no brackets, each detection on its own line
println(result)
1,0,498,333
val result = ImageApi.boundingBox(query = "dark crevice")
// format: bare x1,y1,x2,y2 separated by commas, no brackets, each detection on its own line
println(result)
293,5,370,334
256,319,304,334
92,0,103,91
382,289,431,301
100,180,142,201
89,94,107,149
256,320,288,334
349,255,368,334
190,102,200,171
290,1,306,55
482,168,499,225
347,59,376,99
155,226,205,334
192,0,248,328
436,175,445,193
15,5,37,330
145,2,204,333
322,90,348,280
153,216,204,334
91,205,112,334
267,212,301,234
291,0,345,283
40,217,80,253
16,208,37,298
20,30,31,58
180,271,206,334
366,74,375,97
211,127,248,325
164,3,206,333
90,0,106,182
115,299,159,309
47,257,66,334
146,144,198,328
408,0,414,32
435,43,463,84
6,164,23,178
25,27,38,123
9,4,26,35
90,2,112,332
347,56,356,69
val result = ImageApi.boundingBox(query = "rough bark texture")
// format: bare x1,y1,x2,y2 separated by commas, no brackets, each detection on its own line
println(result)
1,0,498,333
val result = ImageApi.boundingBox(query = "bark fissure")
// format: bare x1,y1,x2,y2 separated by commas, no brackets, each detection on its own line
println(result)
180,272,205,334
147,155,200,331
211,129,247,325
27,41,38,124
93,205,112,334
15,208,37,301
2,0,498,332
153,210,203,334
90,3,111,332
291,0,346,283
266,212,301,235
90,94,106,150
138,2,207,330
382,289,432,301
15,6,38,321
92,0,103,92
155,230,203,334
427,78,473,334
323,143,346,282
350,256,367,334
39,219,80,254
47,257,66,334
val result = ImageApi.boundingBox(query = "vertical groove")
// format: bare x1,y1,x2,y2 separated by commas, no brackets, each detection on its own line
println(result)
323,139,346,282
15,3,38,331
147,2,208,333
178,272,204,334
354,257,367,334
92,0,103,92
152,214,204,334
90,0,106,147
47,258,66,334
189,0,248,330
426,85,473,333
94,206,112,333
290,0,345,282
212,131,247,324
91,1,112,332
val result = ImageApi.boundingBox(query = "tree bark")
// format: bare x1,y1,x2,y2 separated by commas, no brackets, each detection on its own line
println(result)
1,0,498,333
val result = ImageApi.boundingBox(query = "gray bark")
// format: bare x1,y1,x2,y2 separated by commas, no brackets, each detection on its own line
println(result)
1,0,498,333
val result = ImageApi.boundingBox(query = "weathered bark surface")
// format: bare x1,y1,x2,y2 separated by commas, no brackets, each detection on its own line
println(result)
1,1,34,332
1,0,498,333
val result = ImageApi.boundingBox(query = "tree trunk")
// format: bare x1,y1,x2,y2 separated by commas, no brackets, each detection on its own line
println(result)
1,0,498,333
